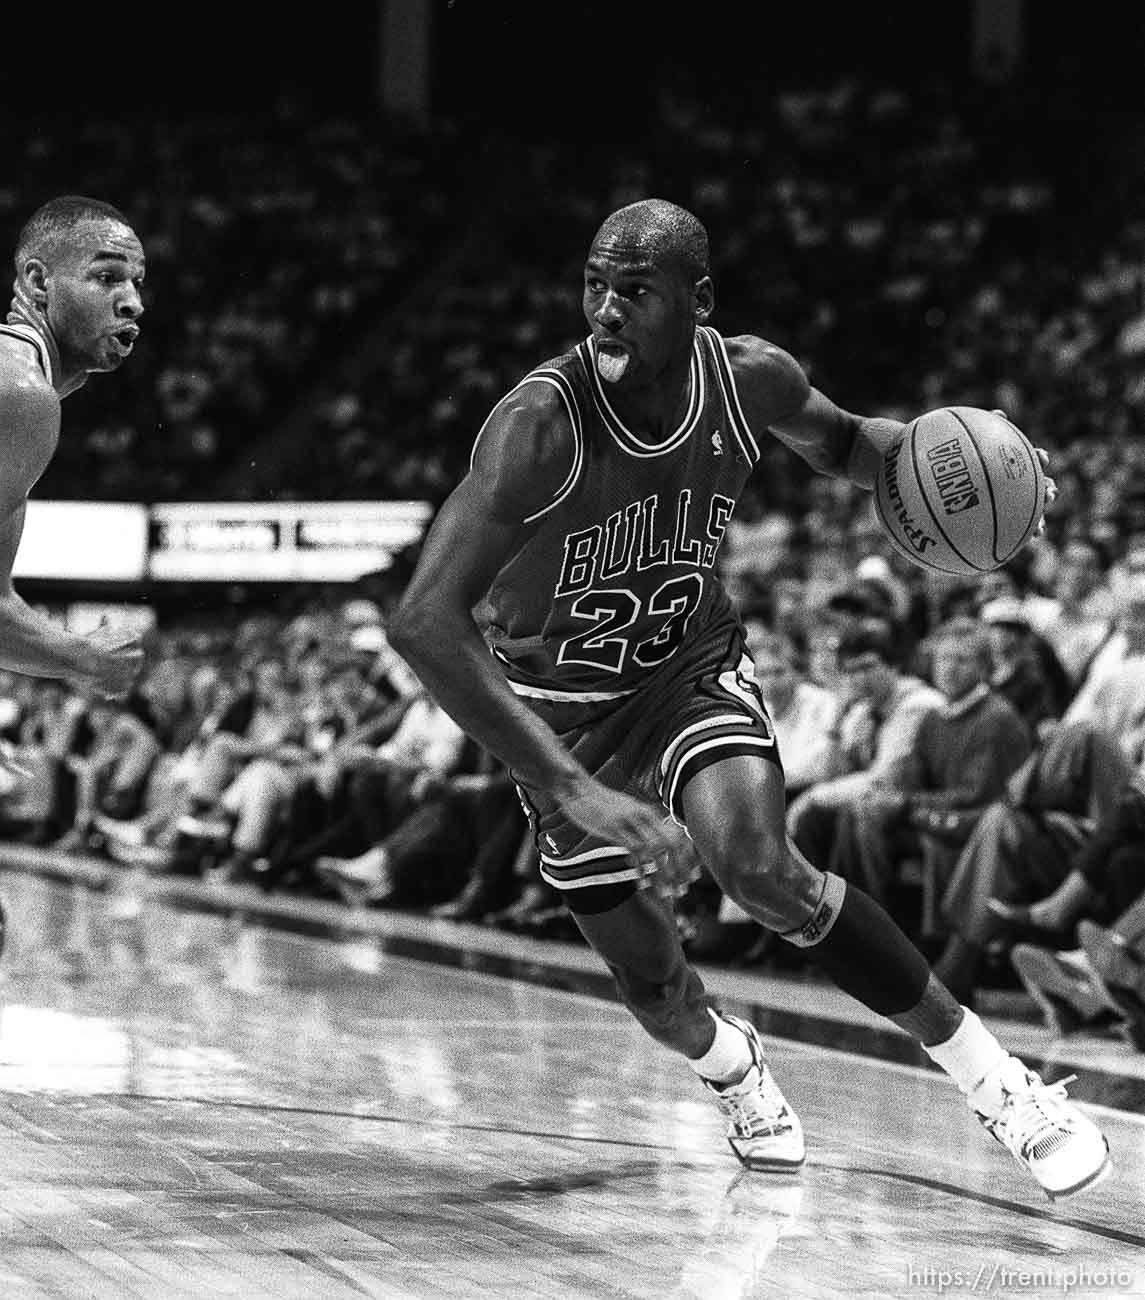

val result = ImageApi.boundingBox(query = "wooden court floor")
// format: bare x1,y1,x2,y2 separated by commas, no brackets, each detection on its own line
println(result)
0,870,1141,1300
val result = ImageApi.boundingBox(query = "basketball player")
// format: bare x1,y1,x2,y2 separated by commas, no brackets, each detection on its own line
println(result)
390,200,1110,1200
0,197,144,698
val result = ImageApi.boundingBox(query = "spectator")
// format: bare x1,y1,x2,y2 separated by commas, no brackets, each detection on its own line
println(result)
998,765,1145,1040
980,596,1068,737
11,682,92,845
1079,881,1145,1050
332,750,526,914
786,621,942,884
57,693,165,852
255,659,419,891
1060,577,1145,753
844,617,1031,928
1027,535,1116,689
931,721,1135,1004
203,654,404,883
284,659,469,899
168,656,307,874
745,622,841,797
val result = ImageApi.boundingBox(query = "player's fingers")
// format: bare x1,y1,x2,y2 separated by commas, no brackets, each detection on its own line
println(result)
633,857,661,893
1035,478,1058,537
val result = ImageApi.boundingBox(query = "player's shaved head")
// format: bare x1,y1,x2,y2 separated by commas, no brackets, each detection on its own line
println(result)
590,199,710,284
13,195,133,275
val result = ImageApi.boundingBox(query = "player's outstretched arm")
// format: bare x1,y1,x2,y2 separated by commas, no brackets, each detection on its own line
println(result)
0,383,142,696
725,335,906,491
388,387,685,867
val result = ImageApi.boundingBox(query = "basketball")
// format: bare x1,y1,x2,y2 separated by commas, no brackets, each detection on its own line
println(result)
873,407,1046,576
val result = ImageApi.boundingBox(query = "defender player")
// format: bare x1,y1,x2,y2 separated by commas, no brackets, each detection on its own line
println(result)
0,197,144,697
390,200,1109,1200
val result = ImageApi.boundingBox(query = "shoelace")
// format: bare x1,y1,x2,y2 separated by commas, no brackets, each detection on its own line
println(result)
1001,1072,1078,1155
715,1074,786,1136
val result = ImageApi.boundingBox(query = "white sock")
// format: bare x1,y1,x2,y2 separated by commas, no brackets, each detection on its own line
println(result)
687,1010,753,1085
923,1007,1009,1096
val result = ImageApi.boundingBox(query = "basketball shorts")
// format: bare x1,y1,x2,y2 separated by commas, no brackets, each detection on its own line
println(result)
511,618,782,893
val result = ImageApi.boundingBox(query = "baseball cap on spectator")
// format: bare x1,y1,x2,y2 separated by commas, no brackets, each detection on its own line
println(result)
980,596,1030,629
836,620,898,667
825,577,896,620
855,554,911,618
350,624,387,653
343,599,383,627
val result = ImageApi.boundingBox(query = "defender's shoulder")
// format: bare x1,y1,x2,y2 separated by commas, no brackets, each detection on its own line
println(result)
0,345,58,428
0,341,60,487
0,336,57,408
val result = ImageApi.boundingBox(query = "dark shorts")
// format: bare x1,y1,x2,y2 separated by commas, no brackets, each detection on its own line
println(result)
512,617,782,892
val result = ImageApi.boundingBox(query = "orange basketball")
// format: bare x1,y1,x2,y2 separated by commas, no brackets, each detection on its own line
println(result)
874,407,1046,576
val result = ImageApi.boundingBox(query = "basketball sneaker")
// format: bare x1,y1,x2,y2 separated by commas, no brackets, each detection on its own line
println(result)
969,1055,1111,1200
703,1014,804,1171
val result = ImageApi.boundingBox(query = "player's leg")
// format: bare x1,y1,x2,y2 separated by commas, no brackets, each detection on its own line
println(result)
564,882,715,1058
680,753,1111,1199
567,879,804,1171
680,753,958,1036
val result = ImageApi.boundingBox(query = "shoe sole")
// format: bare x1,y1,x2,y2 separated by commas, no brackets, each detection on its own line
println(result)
1042,1148,1113,1202
715,1013,806,1172
728,1138,805,1172
727,1154,800,1175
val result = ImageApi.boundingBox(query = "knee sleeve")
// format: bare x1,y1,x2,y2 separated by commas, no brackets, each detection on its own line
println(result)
783,874,930,1016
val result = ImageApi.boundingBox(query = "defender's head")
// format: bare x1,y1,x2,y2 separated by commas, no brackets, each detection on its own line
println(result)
12,195,144,380
583,199,712,386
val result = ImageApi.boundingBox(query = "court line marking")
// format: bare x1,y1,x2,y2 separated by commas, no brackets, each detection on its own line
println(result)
365,957,1145,1124
11,875,1145,1123
10,1089,1139,1251
814,1161,1145,1250
769,1034,1145,1127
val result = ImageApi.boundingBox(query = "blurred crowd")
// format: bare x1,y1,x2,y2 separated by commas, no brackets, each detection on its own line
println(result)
302,74,1145,548
9,75,1145,544
0,100,458,501
0,75,1144,1051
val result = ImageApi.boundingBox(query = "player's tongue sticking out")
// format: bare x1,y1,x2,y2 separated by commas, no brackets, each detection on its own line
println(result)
596,348,628,383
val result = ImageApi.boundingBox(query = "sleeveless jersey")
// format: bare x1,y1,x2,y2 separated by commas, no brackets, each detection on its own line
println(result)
0,321,55,387
477,325,762,705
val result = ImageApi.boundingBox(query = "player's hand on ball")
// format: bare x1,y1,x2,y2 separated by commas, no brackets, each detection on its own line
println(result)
69,621,144,699
1034,447,1057,534
992,412,1056,534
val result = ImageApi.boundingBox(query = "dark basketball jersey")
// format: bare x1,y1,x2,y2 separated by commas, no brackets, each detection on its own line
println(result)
476,325,761,706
